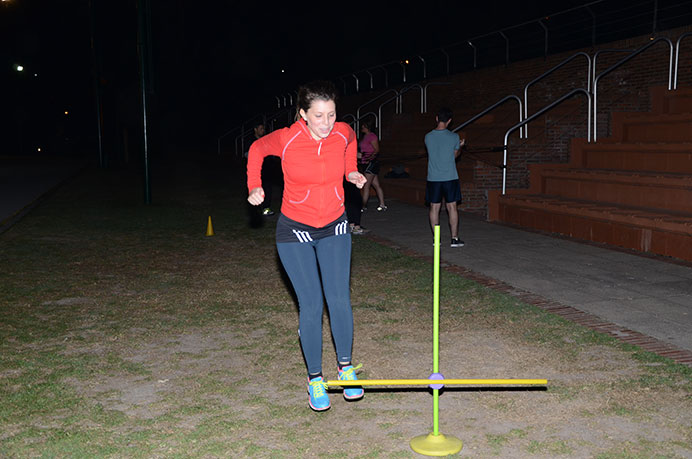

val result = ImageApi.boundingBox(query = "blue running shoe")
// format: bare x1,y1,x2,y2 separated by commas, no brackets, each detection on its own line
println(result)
338,364,364,401
308,376,331,411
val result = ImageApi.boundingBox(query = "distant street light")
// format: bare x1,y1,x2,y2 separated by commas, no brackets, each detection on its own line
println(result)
15,64,24,72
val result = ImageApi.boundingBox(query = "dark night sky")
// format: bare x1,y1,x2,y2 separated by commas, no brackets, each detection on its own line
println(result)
0,0,601,156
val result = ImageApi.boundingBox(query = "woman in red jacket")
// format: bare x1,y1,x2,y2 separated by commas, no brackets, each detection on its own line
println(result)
247,80,367,412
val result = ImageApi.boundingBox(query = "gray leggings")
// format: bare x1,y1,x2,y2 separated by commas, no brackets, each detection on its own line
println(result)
277,233,353,376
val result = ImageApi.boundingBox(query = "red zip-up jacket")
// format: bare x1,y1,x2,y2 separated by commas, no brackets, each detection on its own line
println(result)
247,120,358,228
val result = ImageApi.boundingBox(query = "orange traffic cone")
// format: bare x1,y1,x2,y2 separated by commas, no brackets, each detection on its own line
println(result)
206,216,214,236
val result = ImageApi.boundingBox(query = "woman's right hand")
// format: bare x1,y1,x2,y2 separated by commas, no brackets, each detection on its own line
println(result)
248,187,265,206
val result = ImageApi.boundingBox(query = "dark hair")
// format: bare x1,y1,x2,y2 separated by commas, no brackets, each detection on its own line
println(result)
436,107,453,123
296,80,338,120
361,118,375,133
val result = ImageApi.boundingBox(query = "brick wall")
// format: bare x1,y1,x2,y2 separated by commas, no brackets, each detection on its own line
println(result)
339,25,692,216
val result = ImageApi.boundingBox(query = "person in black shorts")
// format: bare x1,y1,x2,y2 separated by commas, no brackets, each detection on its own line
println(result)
358,120,386,212
424,107,465,247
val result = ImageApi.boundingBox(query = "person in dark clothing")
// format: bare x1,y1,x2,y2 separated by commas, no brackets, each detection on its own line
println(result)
254,123,283,216
344,179,365,234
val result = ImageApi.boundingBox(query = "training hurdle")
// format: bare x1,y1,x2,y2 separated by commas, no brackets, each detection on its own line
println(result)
327,226,547,456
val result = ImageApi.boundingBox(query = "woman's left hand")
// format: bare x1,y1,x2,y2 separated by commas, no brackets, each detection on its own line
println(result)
347,171,367,189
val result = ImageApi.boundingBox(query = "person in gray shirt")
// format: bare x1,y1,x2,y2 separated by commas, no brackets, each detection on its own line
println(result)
424,107,465,247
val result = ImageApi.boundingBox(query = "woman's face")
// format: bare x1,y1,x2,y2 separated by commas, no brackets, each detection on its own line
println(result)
360,124,370,134
300,99,336,140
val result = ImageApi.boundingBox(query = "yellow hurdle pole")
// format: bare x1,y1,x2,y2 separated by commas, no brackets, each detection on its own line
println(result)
432,225,441,436
326,378,548,387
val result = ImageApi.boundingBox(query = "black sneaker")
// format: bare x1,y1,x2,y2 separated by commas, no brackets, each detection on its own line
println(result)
450,238,464,247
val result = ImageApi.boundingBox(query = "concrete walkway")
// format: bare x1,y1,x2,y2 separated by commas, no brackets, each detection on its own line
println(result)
358,198,692,364
0,157,88,233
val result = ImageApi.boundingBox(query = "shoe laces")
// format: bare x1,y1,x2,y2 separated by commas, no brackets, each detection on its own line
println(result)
338,363,363,381
309,378,327,397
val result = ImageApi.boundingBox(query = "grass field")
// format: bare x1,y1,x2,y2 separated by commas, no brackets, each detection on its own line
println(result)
1,156,691,458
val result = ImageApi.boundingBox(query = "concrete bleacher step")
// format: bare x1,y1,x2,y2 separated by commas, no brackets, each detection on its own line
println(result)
570,140,692,174
496,194,692,261
611,112,692,143
381,176,428,205
651,85,692,114
539,168,692,213
381,175,479,207
490,85,692,262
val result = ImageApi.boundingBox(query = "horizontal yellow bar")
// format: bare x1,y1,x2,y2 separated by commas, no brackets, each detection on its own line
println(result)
326,378,547,387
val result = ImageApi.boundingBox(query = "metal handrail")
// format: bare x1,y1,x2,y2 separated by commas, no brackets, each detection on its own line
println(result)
593,36,674,141
591,48,635,87
360,111,378,127
218,106,291,155
228,107,293,156
502,88,592,194
377,84,424,139
356,89,398,134
451,95,524,138
217,125,241,155
234,126,256,158
396,84,424,115
337,59,403,95
423,82,452,112
674,32,692,90
266,107,293,132
358,112,378,135
342,112,378,135
524,52,591,138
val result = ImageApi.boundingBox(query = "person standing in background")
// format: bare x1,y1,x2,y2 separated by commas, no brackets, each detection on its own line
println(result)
358,120,386,212
424,107,465,247
253,123,283,216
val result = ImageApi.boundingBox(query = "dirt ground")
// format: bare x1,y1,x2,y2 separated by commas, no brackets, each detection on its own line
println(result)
54,291,692,457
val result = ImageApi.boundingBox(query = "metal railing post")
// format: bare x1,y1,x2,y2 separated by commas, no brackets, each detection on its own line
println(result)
365,70,374,89
592,48,634,88
674,32,692,90
500,31,509,66
423,82,451,113
452,95,524,138
524,52,591,138
440,48,450,75
468,41,477,69
502,88,591,194
593,37,673,141
378,65,389,88
539,19,549,59
357,89,398,135
377,85,422,138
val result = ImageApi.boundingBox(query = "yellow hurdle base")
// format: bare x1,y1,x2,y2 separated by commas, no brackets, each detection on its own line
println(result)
410,432,463,456
326,378,547,387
